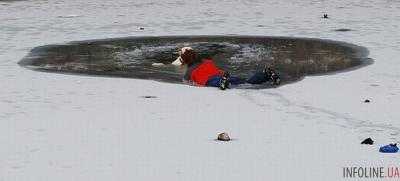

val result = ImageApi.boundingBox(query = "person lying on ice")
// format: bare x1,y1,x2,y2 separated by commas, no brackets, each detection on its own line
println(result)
171,47,280,90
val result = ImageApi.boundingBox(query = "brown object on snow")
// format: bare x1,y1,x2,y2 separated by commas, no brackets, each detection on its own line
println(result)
217,132,231,141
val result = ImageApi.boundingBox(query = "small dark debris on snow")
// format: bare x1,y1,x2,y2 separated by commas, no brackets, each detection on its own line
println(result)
361,137,374,145
138,27,145,30
217,132,231,141
334,28,352,32
141,96,157,99
323,14,329,19
364,99,371,103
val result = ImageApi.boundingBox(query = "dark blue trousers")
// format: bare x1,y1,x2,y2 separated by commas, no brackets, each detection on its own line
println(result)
205,72,268,87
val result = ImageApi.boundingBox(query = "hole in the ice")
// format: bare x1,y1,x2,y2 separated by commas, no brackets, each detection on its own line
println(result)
19,36,371,89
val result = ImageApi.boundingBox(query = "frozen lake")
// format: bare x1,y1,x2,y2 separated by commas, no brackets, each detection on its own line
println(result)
1,0,400,180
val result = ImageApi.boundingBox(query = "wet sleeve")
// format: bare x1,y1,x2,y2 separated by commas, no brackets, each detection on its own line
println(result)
183,70,190,81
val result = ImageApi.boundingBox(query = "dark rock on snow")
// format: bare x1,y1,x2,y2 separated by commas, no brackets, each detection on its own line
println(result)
217,132,231,141
361,137,374,145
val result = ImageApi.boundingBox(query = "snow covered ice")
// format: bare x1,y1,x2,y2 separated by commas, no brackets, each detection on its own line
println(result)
1,0,400,180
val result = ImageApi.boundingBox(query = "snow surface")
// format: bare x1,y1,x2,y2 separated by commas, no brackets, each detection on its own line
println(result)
1,0,400,180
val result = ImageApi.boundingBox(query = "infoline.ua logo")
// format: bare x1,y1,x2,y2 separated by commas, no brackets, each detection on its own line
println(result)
343,167,400,179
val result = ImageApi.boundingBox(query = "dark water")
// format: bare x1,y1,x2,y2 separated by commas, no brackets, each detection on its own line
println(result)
19,36,371,88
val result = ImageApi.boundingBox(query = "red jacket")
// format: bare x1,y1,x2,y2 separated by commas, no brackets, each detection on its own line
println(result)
184,59,223,86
